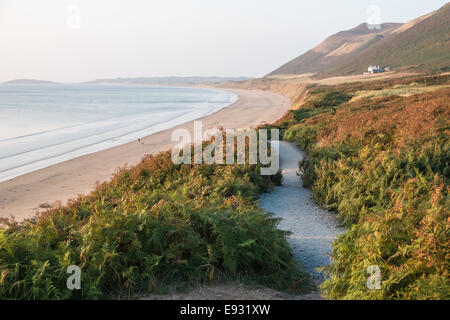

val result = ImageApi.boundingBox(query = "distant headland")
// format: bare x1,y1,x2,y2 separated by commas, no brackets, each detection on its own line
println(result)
84,76,252,85
3,79,60,85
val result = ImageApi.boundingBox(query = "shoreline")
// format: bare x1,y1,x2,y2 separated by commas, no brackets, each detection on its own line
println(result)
0,86,237,183
0,88,290,221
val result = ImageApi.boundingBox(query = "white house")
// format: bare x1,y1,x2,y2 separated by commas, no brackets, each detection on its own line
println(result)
368,65,386,74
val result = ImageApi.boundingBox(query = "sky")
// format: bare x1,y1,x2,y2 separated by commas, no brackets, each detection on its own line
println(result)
0,0,448,82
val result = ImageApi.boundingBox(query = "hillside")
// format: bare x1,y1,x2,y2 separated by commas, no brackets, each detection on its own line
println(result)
326,3,450,75
268,23,402,76
269,3,450,77
0,141,309,299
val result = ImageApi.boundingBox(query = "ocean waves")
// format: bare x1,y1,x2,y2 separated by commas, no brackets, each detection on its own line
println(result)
0,84,236,182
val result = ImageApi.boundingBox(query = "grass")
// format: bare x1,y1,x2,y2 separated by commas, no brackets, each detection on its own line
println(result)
0,135,309,299
279,74,449,299
350,84,449,101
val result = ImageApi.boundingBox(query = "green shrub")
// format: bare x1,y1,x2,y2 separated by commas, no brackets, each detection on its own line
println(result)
282,79,449,299
304,139,449,299
284,125,318,150
0,150,308,299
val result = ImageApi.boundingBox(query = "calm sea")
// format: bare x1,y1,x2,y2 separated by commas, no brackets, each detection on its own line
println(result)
0,84,237,182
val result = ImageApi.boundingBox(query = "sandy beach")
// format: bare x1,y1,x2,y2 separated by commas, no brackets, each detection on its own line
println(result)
0,88,290,220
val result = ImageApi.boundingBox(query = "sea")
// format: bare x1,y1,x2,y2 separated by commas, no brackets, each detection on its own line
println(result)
0,84,237,182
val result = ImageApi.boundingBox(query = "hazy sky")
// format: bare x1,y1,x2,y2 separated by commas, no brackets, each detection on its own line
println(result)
0,0,447,82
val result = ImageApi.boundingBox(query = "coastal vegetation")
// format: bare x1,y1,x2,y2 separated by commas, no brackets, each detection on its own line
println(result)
278,73,449,299
0,137,308,299
1,71,448,300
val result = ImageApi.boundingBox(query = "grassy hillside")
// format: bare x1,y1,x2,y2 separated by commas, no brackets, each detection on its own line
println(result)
269,3,450,77
268,23,401,76
326,3,450,75
0,139,309,299
274,74,449,299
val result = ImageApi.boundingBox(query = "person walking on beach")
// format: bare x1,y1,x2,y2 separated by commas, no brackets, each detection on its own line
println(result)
138,138,142,144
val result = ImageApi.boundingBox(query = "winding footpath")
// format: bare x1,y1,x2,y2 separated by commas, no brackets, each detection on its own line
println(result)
260,141,343,280
143,141,343,300
144,142,342,300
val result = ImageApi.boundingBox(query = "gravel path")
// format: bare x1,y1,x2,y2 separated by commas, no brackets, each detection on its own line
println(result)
142,141,338,300
260,141,343,279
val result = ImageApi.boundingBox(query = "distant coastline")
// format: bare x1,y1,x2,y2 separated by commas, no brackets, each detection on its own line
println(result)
2,77,251,87
2,79,60,85
84,76,252,86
